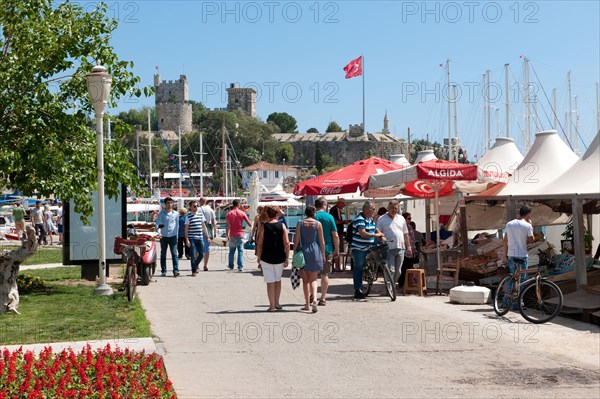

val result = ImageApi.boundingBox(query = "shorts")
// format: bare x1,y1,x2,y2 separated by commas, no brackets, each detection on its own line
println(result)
261,261,284,283
322,253,333,274
15,221,25,230
58,224,63,233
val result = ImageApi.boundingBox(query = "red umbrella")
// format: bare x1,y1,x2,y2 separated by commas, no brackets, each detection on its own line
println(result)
293,157,404,196
402,159,478,198
396,160,478,290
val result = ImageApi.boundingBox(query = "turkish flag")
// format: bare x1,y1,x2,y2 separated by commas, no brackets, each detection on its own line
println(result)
343,56,363,79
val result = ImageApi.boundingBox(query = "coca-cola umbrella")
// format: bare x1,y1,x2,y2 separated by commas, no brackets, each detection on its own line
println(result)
293,157,405,197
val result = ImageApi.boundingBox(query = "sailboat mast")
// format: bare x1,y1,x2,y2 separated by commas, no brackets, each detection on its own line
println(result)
596,82,600,134
446,59,452,161
221,120,228,198
574,95,580,154
523,57,530,151
505,64,510,137
453,84,459,162
200,131,204,197
136,126,140,179
486,70,491,150
148,109,153,195
178,125,182,201
568,71,573,148
553,88,557,130
483,73,487,151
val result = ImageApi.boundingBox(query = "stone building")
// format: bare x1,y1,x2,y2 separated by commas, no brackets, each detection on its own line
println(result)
154,74,193,133
272,113,407,167
226,83,256,118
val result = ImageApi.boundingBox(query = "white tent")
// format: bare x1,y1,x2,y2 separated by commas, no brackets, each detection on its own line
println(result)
527,131,599,197
456,137,524,194
390,154,411,167
473,130,579,197
413,150,438,164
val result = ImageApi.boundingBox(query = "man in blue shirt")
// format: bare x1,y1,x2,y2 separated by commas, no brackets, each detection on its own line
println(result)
156,197,180,277
351,201,385,300
314,197,339,306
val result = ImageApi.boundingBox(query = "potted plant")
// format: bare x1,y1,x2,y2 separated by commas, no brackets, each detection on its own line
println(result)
561,222,594,255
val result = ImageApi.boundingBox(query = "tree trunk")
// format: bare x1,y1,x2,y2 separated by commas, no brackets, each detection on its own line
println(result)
0,226,38,314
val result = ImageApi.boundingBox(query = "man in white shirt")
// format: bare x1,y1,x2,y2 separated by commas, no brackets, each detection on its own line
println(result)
502,205,535,282
376,200,412,289
199,197,217,271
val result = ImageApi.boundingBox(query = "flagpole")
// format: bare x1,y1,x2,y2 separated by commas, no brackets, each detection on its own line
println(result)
362,54,365,137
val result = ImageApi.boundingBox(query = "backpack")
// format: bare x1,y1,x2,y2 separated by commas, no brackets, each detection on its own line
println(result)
345,218,356,244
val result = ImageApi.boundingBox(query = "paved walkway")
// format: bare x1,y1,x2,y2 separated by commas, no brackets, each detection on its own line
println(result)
138,246,600,398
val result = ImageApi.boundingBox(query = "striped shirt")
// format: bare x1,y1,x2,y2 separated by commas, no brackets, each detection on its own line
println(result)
351,213,376,251
185,211,205,240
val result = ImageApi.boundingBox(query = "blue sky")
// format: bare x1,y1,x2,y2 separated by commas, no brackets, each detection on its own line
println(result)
106,0,599,160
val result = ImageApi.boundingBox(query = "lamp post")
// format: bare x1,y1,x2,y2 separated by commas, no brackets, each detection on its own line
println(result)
85,62,113,296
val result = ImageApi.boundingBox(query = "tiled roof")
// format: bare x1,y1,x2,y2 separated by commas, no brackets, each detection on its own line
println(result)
243,161,297,172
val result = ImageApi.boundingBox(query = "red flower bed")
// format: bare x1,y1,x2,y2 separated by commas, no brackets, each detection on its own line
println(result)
0,344,176,398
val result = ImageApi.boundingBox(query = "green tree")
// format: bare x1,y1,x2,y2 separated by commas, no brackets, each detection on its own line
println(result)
0,0,151,219
116,106,156,131
267,112,298,133
412,139,445,160
326,121,343,133
314,143,333,173
306,127,319,133
275,143,294,163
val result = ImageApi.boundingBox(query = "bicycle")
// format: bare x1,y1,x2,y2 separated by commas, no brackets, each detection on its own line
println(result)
358,243,396,301
114,236,157,302
493,259,563,324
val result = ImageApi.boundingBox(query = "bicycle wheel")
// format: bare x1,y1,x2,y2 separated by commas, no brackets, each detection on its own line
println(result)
381,265,397,301
518,279,563,324
359,261,376,296
493,275,514,316
126,264,136,302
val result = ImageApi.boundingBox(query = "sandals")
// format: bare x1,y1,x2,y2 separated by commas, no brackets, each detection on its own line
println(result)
275,305,283,310
203,266,208,271
311,302,318,313
318,300,326,306
300,306,310,311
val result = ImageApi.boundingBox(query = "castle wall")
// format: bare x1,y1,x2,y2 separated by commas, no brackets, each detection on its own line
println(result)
288,141,407,166
226,87,256,118
156,102,193,133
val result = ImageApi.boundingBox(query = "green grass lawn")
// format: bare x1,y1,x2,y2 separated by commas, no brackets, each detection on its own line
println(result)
0,267,153,346
0,243,63,265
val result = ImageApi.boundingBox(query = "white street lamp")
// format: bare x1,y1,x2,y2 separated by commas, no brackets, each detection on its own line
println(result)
85,62,113,296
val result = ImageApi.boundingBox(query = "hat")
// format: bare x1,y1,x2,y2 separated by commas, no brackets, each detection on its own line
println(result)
164,197,174,203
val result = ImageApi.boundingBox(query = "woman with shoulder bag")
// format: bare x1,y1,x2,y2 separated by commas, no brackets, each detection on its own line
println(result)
293,205,326,313
256,206,290,312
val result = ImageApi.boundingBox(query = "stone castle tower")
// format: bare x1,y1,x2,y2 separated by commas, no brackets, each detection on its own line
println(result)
154,74,193,132
226,83,256,118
